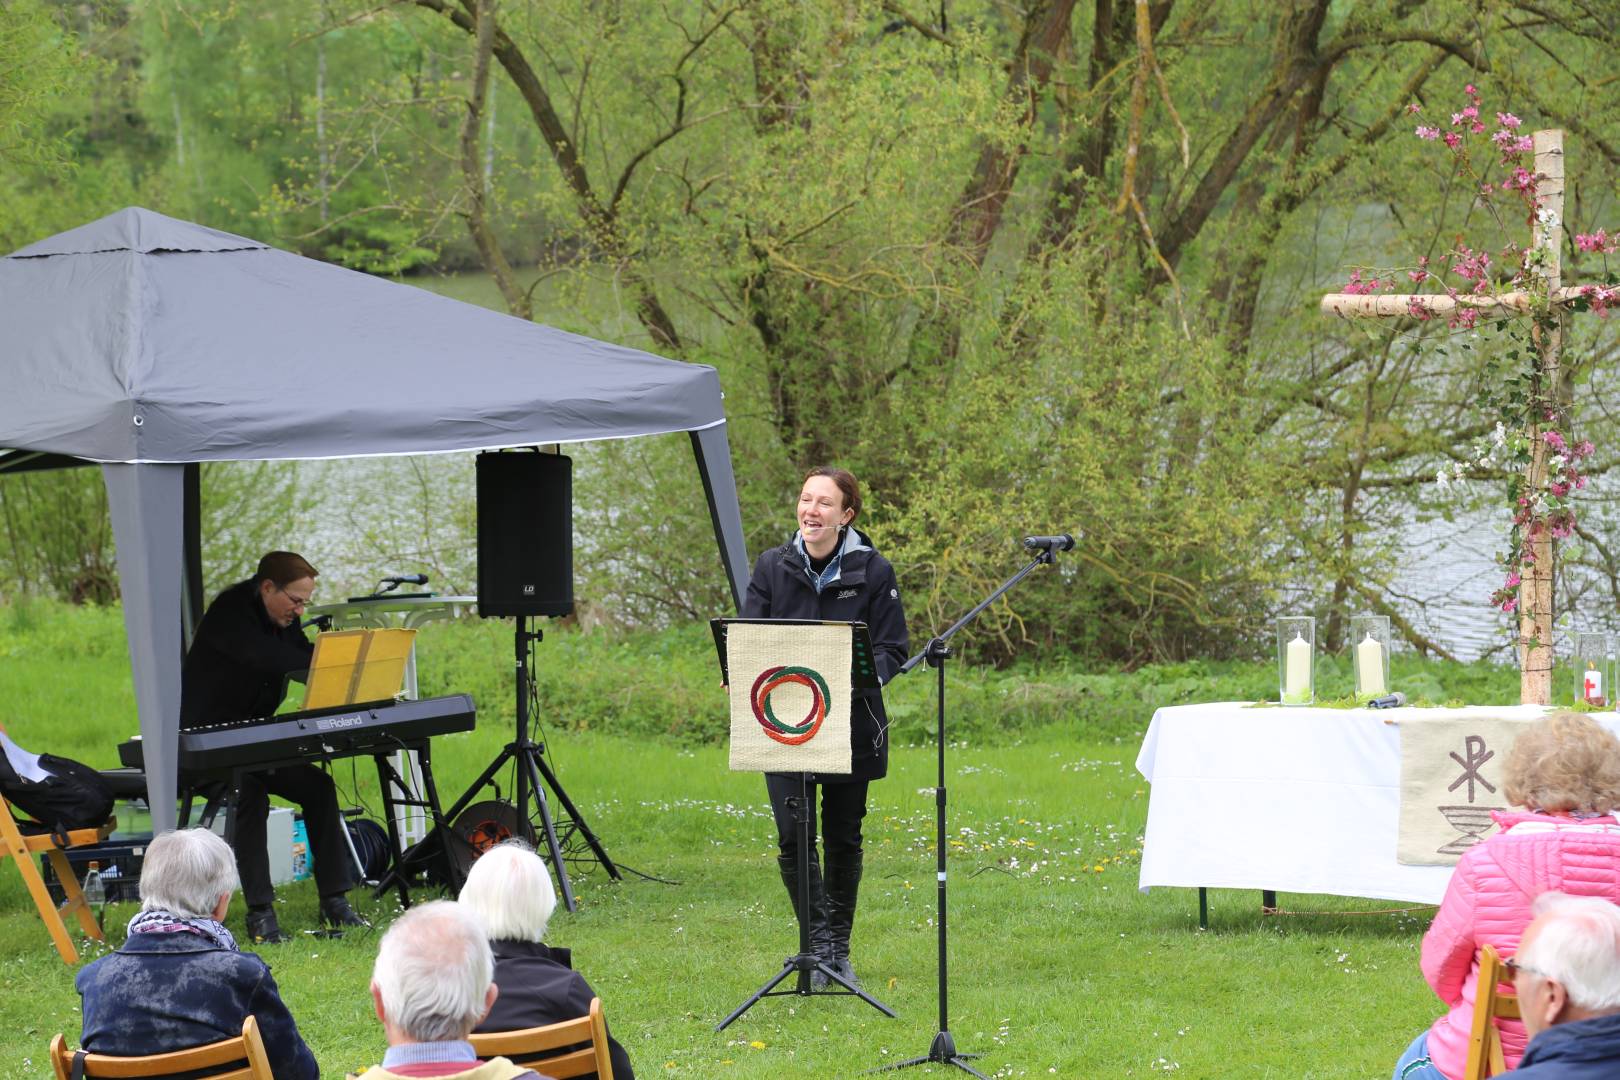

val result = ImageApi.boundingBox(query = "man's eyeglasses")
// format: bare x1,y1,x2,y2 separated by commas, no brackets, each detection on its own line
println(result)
1505,955,1552,982
276,584,313,610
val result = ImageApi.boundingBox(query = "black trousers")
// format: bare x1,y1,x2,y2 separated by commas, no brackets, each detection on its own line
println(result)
231,763,355,909
765,773,868,866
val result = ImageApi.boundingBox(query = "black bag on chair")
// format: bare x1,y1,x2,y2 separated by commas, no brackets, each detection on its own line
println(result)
0,736,115,835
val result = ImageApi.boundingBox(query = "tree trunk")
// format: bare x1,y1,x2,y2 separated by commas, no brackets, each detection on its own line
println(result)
457,0,531,320
316,38,329,224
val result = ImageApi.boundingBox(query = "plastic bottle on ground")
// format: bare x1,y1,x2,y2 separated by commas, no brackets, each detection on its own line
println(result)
83,862,105,907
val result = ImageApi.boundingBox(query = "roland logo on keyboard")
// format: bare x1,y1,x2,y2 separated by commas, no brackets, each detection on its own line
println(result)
316,714,365,731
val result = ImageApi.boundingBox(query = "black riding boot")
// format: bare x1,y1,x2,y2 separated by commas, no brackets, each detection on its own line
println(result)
824,852,864,987
778,854,832,989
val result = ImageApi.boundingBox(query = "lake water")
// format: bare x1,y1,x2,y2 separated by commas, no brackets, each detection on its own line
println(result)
1387,509,1515,662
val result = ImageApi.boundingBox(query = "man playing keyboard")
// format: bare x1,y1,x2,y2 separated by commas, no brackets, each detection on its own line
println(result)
181,550,366,943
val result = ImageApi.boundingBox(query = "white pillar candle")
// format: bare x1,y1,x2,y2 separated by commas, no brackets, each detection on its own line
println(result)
1356,632,1387,697
1585,664,1603,704
1284,632,1311,703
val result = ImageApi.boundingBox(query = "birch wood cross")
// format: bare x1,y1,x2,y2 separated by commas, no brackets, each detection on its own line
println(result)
1319,130,1610,705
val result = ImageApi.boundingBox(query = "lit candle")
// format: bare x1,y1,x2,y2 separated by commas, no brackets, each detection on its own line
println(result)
1585,663,1604,705
1356,632,1387,697
1284,632,1311,704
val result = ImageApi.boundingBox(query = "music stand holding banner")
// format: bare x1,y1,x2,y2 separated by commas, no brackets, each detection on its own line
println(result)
711,618,897,1030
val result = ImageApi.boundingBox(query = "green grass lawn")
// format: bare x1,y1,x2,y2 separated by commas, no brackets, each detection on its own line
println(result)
0,604,1457,1078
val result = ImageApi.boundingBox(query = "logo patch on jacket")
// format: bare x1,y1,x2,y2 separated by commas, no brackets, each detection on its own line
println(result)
836,587,859,599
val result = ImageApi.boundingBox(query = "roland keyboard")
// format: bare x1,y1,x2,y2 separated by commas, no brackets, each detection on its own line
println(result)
118,693,476,774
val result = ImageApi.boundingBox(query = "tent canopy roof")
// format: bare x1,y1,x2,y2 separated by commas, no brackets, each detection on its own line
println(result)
1,207,723,464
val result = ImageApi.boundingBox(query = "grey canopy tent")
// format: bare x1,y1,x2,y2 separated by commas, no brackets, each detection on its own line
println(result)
0,207,750,830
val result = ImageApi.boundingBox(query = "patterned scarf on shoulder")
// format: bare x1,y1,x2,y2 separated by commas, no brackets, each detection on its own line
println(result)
127,907,240,951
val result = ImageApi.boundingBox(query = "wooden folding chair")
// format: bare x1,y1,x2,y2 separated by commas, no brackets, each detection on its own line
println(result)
469,997,615,1080
49,1014,273,1079
0,725,115,964
1462,944,1522,1080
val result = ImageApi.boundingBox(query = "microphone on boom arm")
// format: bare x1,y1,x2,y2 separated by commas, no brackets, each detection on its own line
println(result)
368,572,431,600
1022,533,1077,552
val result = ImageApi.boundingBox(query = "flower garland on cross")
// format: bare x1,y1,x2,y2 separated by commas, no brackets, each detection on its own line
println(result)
1319,85,1617,706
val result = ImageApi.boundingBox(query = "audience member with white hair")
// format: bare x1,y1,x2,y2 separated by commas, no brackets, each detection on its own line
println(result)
460,842,635,1080
75,827,317,1078
357,900,545,1080
1506,892,1620,1078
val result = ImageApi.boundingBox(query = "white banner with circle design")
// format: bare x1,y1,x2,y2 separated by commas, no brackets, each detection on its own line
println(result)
727,621,852,774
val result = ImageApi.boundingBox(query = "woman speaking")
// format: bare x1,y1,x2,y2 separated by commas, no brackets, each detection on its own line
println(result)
742,466,909,988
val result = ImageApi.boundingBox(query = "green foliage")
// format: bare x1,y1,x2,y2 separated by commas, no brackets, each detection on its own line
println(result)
0,597,128,661
0,0,140,249
0,599,1530,753
198,461,322,588
10,0,1620,667
0,470,118,604
886,282,1297,663
0,461,315,606
572,434,780,629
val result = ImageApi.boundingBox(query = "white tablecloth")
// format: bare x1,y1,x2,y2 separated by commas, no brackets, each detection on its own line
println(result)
1134,702,1580,905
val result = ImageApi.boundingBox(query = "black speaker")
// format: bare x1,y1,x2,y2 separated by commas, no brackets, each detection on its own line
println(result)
476,451,574,617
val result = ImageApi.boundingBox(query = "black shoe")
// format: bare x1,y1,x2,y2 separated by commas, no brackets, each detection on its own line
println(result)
319,894,369,929
245,906,288,945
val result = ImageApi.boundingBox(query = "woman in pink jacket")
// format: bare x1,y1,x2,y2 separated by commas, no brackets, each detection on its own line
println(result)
1394,711,1620,1080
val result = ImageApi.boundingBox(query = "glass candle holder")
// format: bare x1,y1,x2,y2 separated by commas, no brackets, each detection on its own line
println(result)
1573,631,1612,708
1277,616,1315,706
1350,615,1392,700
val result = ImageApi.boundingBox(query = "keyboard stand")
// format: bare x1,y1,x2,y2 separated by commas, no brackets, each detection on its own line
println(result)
372,740,456,906
172,737,453,909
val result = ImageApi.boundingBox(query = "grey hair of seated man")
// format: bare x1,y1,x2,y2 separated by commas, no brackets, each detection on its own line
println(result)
371,901,498,1044
1515,891,1620,1038
137,828,239,919
457,841,558,944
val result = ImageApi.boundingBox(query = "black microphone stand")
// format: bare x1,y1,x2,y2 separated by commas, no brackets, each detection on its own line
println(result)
875,544,1061,1079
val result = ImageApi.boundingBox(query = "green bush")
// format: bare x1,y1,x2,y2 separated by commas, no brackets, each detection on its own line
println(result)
0,598,1532,751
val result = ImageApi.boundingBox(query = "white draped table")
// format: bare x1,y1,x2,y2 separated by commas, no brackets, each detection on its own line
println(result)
1132,702,1601,908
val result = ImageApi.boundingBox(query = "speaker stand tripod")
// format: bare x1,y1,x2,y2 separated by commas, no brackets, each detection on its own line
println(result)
439,618,619,911
715,772,896,1031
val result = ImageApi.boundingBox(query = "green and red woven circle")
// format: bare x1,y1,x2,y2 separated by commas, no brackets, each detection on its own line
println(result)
749,664,832,745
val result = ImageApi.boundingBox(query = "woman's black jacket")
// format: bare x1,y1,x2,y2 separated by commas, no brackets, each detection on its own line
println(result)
740,528,909,782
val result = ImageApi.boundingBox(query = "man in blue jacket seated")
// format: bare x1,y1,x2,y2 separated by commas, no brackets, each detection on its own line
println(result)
1509,891,1620,1079
75,828,318,1080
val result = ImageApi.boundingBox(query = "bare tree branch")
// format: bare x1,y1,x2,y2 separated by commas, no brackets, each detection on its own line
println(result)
410,0,682,349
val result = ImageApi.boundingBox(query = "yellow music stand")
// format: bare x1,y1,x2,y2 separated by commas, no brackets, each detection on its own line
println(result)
302,628,416,709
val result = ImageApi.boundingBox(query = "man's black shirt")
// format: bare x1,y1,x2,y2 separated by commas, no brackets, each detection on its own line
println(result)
180,579,314,729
